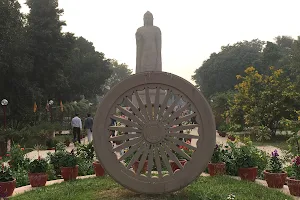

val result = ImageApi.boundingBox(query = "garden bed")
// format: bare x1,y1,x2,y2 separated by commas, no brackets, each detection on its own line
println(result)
11,175,293,200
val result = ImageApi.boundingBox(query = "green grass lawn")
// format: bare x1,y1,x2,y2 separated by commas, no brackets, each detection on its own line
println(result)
12,175,293,200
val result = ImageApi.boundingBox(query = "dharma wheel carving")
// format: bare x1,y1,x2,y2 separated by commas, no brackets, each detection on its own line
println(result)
93,72,216,194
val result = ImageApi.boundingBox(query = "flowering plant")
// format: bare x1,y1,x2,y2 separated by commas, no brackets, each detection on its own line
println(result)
266,149,283,173
0,163,14,182
291,156,300,180
211,144,224,163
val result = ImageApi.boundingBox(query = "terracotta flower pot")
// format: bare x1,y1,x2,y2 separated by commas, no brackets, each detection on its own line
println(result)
0,179,16,197
28,173,48,187
264,170,287,188
218,131,227,137
169,159,187,172
208,162,226,176
132,161,148,174
287,177,300,196
238,167,257,182
60,165,78,181
93,161,105,177
228,135,235,141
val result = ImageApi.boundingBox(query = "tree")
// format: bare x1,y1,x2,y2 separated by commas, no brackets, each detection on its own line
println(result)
210,91,234,129
0,0,35,121
26,0,74,100
104,59,133,89
65,37,112,100
228,66,300,136
192,39,264,98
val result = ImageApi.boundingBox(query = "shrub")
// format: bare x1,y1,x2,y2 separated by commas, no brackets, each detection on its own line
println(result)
29,158,49,173
211,144,225,163
291,156,300,179
59,150,78,167
9,144,30,170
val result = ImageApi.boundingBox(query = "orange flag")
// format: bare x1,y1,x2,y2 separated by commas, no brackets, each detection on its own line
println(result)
33,102,37,113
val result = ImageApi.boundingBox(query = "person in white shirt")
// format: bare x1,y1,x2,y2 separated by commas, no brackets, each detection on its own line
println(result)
71,113,82,143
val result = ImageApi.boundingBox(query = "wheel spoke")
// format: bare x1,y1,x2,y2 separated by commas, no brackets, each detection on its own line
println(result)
113,137,143,152
134,91,149,122
118,141,144,161
166,140,191,161
169,124,199,132
154,146,163,178
109,126,141,133
136,145,150,175
168,113,197,127
166,137,197,151
145,87,153,120
164,103,190,123
161,143,183,170
166,132,199,139
153,87,160,120
111,115,142,129
124,97,147,123
109,134,141,142
127,144,148,169
147,147,154,177
116,105,144,126
158,146,173,175
161,95,180,121
157,90,171,120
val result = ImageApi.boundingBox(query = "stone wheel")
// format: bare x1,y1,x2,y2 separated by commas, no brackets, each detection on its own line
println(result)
93,72,216,194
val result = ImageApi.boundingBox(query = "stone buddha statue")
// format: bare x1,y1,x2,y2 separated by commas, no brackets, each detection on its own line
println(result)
135,11,162,73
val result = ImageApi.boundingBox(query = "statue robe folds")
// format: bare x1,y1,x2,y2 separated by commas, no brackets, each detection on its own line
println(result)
136,26,162,73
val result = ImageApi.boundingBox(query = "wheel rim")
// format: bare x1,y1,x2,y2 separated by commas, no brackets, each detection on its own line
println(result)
93,72,216,194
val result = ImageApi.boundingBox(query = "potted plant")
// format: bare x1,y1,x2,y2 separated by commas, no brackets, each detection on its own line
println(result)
0,163,16,197
236,145,258,181
264,149,287,188
287,156,300,196
227,134,236,141
208,144,226,176
169,144,193,172
93,160,105,176
28,157,49,187
60,150,78,181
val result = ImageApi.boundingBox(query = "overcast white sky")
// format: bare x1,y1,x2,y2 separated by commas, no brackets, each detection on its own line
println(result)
19,0,300,84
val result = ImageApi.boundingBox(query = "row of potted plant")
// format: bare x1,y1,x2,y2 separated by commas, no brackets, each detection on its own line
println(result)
207,139,300,197
0,142,106,198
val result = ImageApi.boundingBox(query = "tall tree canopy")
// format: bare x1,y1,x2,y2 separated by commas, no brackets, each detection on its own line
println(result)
0,0,124,124
192,39,264,98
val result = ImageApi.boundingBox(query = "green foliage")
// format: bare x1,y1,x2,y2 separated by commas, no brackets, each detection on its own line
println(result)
47,144,67,175
192,39,264,98
75,142,95,161
12,167,29,187
211,144,225,163
77,160,94,176
249,126,271,142
222,138,267,177
9,144,30,170
0,164,14,182
59,151,78,167
229,66,300,136
29,158,49,173
266,150,283,173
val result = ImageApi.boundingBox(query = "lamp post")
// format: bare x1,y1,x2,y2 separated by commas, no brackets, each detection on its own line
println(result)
49,100,54,122
1,99,8,129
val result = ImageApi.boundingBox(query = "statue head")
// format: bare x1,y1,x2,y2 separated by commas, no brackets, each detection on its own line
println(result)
144,11,153,26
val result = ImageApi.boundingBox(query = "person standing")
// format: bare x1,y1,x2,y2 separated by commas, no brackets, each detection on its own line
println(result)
84,113,94,143
71,113,82,143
